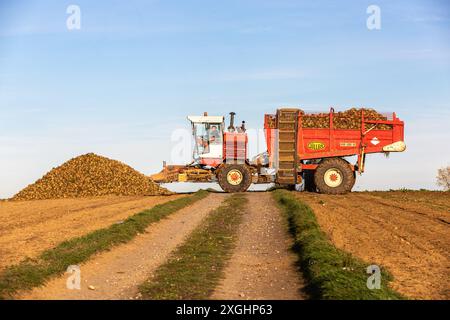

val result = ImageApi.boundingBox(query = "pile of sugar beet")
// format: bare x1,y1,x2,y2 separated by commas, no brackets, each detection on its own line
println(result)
301,108,392,130
12,153,171,200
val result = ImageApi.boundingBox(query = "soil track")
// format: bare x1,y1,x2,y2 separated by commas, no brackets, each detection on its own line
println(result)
18,193,227,300
0,195,185,271
212,192,306,300
295,191,450,299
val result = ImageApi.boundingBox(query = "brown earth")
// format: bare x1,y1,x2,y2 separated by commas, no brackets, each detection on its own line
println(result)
4,189,447,300
294,191,450,300
212,192,306,300
366,190,450,215
18,193,227,300
0,194,185,271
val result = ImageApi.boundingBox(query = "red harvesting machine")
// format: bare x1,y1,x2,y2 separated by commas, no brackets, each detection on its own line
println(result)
151,108,405,194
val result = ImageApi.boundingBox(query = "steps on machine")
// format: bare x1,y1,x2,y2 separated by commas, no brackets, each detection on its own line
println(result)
276,109,299,185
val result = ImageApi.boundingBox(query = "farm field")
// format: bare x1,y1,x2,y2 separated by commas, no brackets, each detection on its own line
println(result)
0,195,185,271
8,192,306,300
0,190,448,300
294,191,450,299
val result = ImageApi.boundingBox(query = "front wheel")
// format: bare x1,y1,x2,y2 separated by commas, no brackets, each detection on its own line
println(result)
217,164,252,193
314,158,355,194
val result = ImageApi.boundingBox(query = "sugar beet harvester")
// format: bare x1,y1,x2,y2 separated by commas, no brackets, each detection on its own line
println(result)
151,108,406,194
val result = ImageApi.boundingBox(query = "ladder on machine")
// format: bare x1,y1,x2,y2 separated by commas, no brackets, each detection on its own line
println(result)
276,109,299,185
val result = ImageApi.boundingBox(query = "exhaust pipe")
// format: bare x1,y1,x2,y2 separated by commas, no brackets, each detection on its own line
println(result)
240,120,246,132
228,112,236,132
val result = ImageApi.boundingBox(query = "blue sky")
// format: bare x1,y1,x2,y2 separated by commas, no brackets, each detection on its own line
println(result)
0,0,449,197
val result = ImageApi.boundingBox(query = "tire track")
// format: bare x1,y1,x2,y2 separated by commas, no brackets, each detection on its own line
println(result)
17,193,228,300
212,193,306,300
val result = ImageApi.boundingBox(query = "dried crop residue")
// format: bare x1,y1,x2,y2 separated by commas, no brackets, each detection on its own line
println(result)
12,153,170,200
0,195,185,271
18,193,227,300
295,191,450,300
212,193,306,300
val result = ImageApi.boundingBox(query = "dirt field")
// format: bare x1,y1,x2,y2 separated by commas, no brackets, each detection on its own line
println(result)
212,193,306,300
17,192,306,300
294,191,450,300
0,195,185,271
18,193,226,300
2,189,448,300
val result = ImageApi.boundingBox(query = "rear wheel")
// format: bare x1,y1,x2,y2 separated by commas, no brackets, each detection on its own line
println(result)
217,164,252,193
314,158,355,194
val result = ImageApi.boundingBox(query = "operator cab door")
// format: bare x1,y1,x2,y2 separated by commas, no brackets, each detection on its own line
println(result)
193,122,223,160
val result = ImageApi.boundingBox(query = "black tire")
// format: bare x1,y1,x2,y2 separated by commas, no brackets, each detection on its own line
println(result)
217,164,252,193
314,158,355,194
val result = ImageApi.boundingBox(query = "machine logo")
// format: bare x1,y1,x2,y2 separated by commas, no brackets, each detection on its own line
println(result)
371,137,380,145
307,141,326,151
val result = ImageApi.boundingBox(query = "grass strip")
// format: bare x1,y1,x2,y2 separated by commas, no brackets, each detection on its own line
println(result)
138,193,247,299
0,190,209,299
273,190,404,300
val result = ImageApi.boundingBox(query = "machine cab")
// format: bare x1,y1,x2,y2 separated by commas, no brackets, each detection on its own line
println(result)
187,114,225,165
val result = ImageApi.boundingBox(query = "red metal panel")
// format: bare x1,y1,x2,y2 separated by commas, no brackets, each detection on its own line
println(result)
223,132,248,162
296,111,404,160
200,158,223,167
264,109,405,163
264,115,278,167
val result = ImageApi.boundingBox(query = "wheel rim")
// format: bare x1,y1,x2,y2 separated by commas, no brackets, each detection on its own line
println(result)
226,169,243,185
324,168,343,188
